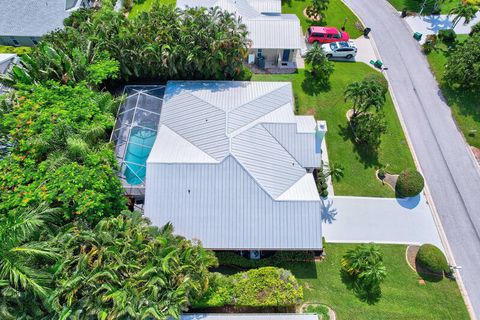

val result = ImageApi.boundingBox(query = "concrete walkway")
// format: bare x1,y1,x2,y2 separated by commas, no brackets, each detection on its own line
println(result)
404,12,480,40
322,195,443,249
343,0,480,317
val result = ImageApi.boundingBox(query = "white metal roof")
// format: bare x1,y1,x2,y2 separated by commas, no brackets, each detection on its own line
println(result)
145,81,323,250
176,0,302,49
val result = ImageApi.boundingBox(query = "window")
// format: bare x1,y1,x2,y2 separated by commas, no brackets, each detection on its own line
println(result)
333,32,342,39
327,34,332,39
31,37,38,45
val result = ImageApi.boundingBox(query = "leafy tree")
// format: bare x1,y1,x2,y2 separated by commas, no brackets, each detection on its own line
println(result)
344,79,386,117
305,44,334,84
0,204,60,319
341,244,387,301
50,211,217,319
444,34,480,90
306,0,330,21
449,3,478,28
350,113,387,148
0,82,126,221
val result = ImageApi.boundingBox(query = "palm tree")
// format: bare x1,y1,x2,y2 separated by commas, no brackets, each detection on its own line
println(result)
306,0,330,21
305,44,334,83
50,211,217,318
0,204,60,318
344,79,386,117
450,3,478,29
324,162,345,181
341,244,387,290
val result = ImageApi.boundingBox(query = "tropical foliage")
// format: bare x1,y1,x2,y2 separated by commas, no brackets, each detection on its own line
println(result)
306,0,330,20
305,44,334,84
444,34,480,90
0,204,59,319
1,3,250,88
50,211,217,319
449,2,478,28
194,267,303,308
350,112,387,148
0,82,126,221
341,244,387,303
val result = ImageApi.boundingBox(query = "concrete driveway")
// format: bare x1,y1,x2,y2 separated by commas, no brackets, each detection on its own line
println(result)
322,195,443,249
343,0,480,316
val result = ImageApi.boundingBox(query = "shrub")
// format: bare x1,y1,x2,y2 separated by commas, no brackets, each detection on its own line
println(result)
195,267,303,308
395,169,424,197
416,244,449,274
216,251,314,268
438,29,456,44
316,168,329,198
350,113,387,148
235,66,253,81
470,22,480,36
363,73,388,94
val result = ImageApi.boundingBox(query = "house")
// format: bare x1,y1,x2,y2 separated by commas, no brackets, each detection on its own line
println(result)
0,0,91,47
176,0,303,69
144,81,327,253
0,53,17,94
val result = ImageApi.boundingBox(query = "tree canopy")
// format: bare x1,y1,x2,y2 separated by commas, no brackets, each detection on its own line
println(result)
444,34,480,91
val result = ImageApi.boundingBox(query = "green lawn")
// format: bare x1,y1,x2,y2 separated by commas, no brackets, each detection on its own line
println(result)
282,0,363,38
387,0,458,14
425,35,480,148
276,243,469,320
129,0,176,19
253,63,415,197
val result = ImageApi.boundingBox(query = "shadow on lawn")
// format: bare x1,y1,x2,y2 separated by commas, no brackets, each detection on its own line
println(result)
301,71,331,96
338,123,381,169
340,269,382,305
280,261,318,280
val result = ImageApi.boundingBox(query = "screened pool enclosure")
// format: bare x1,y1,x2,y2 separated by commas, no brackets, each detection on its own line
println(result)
111,85,165,198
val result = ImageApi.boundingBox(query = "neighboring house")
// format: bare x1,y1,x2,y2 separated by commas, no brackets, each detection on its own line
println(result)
177,0,303,68
0,0,91,47
0,53,17,94
144,81,327,253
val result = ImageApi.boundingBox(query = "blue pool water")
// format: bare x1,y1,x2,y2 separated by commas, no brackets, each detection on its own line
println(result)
124,127,157,185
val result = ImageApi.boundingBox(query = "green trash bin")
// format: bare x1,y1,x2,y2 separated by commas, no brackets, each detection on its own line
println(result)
413,32,422,41
374,60,383,69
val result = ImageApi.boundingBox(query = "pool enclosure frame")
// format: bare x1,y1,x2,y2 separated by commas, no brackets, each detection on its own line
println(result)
110,85,165,200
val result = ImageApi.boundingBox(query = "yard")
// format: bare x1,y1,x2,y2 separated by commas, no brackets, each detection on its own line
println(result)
129,0,176,19
252,63,415,197
282,0,363,38
425,35,480,148
277,243,469,320
387,0,459,14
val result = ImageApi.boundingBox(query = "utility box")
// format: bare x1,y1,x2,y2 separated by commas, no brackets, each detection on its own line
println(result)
413,32,423,41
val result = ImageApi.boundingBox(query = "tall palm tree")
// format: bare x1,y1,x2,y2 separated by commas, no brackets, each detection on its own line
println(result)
450,3,478,29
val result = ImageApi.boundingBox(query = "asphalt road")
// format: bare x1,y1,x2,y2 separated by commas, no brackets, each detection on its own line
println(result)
342,0,480,317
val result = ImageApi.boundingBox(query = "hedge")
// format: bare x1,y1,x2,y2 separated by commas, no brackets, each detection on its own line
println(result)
194,267,303,308
216,251,314,268
416,244,449,274
396,169,424,198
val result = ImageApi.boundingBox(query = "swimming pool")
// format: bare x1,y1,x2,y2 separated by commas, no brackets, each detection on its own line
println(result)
123,126,157,185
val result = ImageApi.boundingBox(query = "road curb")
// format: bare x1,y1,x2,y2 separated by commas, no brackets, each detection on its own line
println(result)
340,1,476,318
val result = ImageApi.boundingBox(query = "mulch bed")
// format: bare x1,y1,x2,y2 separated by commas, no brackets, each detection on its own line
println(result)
303,8,322,22
375,170,398,191
406,245,420,272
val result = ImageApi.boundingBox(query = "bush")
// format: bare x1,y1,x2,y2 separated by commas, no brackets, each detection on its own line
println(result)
395,169,424,197
363,73,388,94
195,267,303,308
235,66,253,81
438,29,456,44
216,251,314,268
416,244,449,274
470,22,480,37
